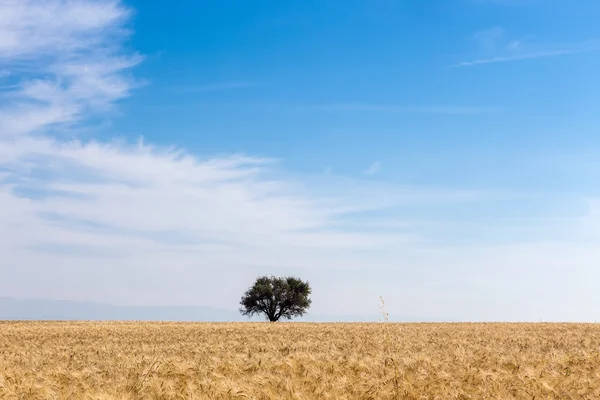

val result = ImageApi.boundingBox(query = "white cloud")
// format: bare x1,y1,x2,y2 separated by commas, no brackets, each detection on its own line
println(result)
364,161,381,175
457,49,586,67
457,30,600,67
0,0,129,59
1,0,600,321
0,0,140,137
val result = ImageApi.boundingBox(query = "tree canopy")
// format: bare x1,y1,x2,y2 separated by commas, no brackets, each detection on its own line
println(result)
239,275,312,322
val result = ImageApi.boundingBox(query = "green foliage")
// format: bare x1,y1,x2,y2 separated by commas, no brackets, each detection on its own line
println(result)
239,275,312,322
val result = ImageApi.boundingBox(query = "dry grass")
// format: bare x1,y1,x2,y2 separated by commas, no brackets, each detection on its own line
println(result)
1,322,600,399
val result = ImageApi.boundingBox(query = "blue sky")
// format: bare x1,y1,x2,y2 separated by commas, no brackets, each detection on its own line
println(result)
1,0,600,321
118,0,600,186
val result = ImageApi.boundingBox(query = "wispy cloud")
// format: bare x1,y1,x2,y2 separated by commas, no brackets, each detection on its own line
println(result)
177,81,265,93
457,28,600,67
301,103,498,115
364,162,381,175
0,0,141,136
0,0,130,59
456,49,583,67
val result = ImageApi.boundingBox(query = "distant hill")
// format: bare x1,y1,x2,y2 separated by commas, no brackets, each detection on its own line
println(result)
0,297,437,322
0,297,251,321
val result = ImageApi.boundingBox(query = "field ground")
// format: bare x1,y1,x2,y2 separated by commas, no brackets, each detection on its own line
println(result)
0,322,599,399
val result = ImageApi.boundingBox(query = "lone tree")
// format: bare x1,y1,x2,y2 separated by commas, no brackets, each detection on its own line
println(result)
239,275,312,322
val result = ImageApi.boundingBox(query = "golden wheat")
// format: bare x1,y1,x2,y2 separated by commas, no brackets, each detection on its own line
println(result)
1,322,599,399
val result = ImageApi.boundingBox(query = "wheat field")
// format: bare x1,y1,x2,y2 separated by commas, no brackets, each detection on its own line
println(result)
1,322,599,399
